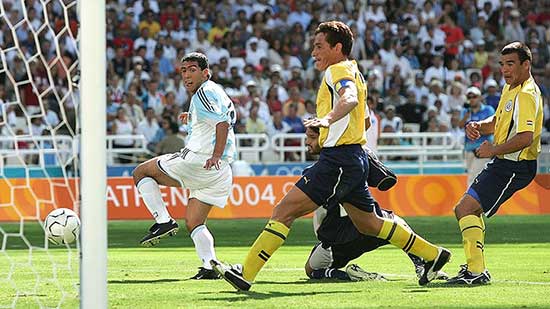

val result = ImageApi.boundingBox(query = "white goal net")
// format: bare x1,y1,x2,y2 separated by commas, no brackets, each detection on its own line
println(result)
0,0,81,307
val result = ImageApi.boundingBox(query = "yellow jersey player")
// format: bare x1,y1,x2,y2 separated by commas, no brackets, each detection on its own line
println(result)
211,21,450,291
447,42,543,285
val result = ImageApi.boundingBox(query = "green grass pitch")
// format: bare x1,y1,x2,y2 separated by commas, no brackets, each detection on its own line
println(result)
1,215,550,308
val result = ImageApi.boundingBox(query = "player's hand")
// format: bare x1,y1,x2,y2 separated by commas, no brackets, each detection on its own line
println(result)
465,122,481,140
475,140,495,158
204,155,221,170
179,112,190,125
304,117,330,128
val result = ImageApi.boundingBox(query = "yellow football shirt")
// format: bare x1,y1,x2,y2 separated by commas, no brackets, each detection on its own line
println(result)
316,60,367,148
493,77,543,161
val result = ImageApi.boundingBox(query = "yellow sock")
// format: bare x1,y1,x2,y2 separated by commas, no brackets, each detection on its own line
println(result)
459,215,485,274
242,220,289,282
377,218,439,261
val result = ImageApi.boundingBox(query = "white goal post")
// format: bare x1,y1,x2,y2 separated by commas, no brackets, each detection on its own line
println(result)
80,0,107,308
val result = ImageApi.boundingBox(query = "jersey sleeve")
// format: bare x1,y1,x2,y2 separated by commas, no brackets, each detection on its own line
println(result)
516,91,537,133
327,64,356,93
195,87,230,126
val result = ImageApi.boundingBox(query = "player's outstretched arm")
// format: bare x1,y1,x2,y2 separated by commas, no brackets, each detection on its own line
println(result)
204,121,229,170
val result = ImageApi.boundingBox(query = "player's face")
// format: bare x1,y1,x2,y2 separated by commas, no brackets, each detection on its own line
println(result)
305,128,321,155
180,61,208,93
311,33,338,71
499,53,529,88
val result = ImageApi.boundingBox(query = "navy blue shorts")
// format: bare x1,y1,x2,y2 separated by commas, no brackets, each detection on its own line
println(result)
468,158,537,217
296,144,376,213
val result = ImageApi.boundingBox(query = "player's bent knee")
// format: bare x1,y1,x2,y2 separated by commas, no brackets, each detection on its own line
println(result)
304,261,314,278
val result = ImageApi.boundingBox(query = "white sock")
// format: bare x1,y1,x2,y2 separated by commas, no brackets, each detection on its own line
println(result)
137,177,171,224
190,225,216,269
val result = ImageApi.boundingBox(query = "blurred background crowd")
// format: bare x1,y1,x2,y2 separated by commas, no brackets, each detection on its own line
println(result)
1,0,550,161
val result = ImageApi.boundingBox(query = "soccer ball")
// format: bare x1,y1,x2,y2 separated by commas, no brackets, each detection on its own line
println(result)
44,208,81,245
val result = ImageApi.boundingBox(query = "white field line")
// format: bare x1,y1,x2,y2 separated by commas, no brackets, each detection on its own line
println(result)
261,268,550,285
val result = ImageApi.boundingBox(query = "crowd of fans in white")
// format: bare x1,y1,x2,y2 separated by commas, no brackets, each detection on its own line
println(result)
0,0,549,162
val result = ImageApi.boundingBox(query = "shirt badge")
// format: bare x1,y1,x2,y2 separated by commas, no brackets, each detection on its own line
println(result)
505,100,513,112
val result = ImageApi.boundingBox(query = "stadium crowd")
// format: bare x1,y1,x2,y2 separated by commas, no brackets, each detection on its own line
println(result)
0,0,550,161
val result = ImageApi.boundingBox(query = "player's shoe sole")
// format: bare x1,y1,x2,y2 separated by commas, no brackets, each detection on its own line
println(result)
419,247,451,286
210,260,251,291
140,220,179,247
345,264,387,281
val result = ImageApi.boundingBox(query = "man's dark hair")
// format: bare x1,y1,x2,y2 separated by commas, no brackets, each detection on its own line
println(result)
307,126,320,134
181,52,209,70
501,42,532,63
315,21,354,56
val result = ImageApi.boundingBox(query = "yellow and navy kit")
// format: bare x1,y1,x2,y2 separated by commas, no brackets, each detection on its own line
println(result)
316,60,367,148
493,77,543,161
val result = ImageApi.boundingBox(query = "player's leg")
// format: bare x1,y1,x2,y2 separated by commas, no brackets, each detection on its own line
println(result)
212,184,319,291
242,185,318,281
133,155,181,246
391,213,449,280
342,203,450,285
448,158,536,285
185,198,220,279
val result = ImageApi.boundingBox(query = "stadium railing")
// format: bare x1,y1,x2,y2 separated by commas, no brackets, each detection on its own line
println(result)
2,133,549,173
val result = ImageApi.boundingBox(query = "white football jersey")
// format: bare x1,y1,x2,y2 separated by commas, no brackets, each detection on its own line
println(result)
187,80,237,162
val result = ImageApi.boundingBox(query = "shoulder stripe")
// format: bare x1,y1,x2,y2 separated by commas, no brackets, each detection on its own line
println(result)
197,89,214,112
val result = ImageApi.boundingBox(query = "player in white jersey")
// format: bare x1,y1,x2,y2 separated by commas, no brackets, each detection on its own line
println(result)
133,52,236,279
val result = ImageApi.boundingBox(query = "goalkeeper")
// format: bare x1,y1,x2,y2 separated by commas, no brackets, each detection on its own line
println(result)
304,126,448,282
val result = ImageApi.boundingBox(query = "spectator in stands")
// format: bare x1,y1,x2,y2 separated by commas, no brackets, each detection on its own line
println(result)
122,91,145,128
458,86,495,186
155,121,185,155
43,103,60,128
424,54,448,86
283,103,305,134
473,40,488,68
385,84,406,107
134,27,156,62
266,86,283,114
109,47,131,78
206,35,230,65
303,100,316,120
504,10,525,43
459,40,475,69
136,107,159,149
447,81,466,112
428,79,449,113
245,104,267,135
30,115,46,137
266,110,291,137
111,107,136,164
245,37,267,67
283,86,306,117
139,9,161,38
142,79,165,114
124,62,150,90
397,90,427,125
381,105,403,133
446,58,466,82
208,16,229,43
408,72,429,103
483,79,501,110
404,46,420,70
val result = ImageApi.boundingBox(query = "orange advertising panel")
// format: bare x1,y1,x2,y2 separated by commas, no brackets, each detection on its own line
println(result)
0,175,549,221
